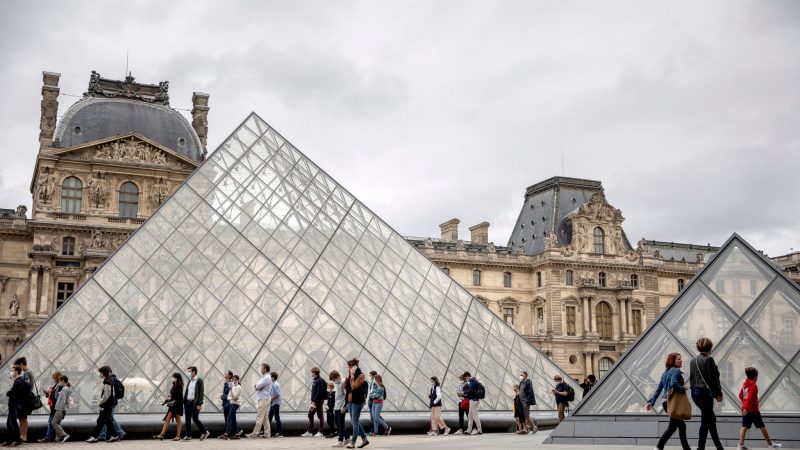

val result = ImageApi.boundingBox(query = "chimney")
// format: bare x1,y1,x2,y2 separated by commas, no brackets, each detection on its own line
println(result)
39,71,61,148
469,222,490,244
191,92,210,159
439,218,460,242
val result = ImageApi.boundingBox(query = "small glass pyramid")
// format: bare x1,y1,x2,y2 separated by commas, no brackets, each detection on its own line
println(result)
0,113,580,415
572,234,800,416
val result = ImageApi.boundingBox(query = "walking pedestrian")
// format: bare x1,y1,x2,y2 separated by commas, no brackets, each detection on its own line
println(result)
268,372,283,437
98,369,126,441
50,375,72,443
302,367,326,437
513,384,526,434
183,366,210,441
12,357,33,443
85,366,120,443
427,376,449,436
247,363,272,439
689,338,724,450
344,358,369,448
2,365,27,447
153,373,184,441
519,371,538,433
552,375,570,423
366,371,390,436
369,375,387,436
453,375,468,434
217,371,234,438
326,382,336,437
646,353,691,450
738,367,782,449
222,375,242,440
460,371,483,436
579,374,596,397
39,371,63,443
330,370,347,447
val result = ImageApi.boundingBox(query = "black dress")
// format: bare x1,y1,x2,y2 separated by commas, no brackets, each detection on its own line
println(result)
168,384,184,416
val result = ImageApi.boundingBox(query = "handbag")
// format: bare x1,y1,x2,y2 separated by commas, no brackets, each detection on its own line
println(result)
459,397,469,410
667,388,692,420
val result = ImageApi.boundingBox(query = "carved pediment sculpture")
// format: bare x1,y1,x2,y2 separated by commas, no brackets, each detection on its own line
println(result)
544,231,559,250
636,238,650,255
574,193,624,223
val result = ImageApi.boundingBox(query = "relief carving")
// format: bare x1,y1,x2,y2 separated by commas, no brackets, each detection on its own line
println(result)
94,139,168,165
636,238,650,255
87,229,107,250
544,231,559,250
149,177,170,209
87,171,110,208
36,167,57,205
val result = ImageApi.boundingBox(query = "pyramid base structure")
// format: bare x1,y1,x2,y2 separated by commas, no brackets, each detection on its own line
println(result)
0,411,560,440
545,415,800,447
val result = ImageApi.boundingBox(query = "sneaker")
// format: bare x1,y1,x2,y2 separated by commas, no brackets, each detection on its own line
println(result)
444,428,451,435
182,436,192,441
769,444,783,449
37,438,47,443
314,432,324,438
737,446,749,450
230,435,240,440
85,437,99,443
107,435,120,442
301,432,314,437
61,435,70,443
332,442,344,448
357,439,370,448
384,427,392,436
346,444,355,449
453,429,464,435
426,431,436,436
470,430,478,436
245,433,257,439
275,434,283,438
368,433,376,437
200,431,210,441
477,432,482,436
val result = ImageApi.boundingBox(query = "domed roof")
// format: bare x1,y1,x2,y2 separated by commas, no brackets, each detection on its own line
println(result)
53,97,203,161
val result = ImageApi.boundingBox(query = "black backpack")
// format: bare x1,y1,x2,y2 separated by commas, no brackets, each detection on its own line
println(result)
475,382,486,400
565,385,575,402
113,376,125,400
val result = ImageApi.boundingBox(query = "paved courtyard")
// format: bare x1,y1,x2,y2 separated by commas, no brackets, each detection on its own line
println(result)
8,431,799,449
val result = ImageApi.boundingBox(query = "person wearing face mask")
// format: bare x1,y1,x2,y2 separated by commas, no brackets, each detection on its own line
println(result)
302,367,326,437
154,373,184,441
452,375,468,435
217,371,235,438
222,375,242,440
427,376,449,436
51,375,72,443
2,365,27,447
182,366,210,441
519,371,537,434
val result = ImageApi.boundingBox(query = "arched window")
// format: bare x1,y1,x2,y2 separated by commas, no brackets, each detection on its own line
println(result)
678,278,685,291
62,237,75,256
630,274,638,288
596,302,613,339
60,177,82,213
598,357,614,378
598,272,607,287
565,270,573,286
593,227,605,254
119,182,139,218
472,269,481,286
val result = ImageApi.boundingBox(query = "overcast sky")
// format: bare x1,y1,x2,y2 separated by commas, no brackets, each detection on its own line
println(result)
1,1,798,256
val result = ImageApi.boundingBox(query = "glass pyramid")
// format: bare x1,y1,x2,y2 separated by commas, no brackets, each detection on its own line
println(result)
572,234,800,416
0,113,580,415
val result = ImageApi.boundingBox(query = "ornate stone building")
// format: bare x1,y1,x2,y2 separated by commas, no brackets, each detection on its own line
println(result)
0,71,209,361
407,176,796,381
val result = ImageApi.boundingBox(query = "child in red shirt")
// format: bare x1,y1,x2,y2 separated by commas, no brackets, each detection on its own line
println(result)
737,367,781,450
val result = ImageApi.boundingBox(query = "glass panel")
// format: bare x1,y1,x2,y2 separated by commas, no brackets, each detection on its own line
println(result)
53,299,92,339
622,323,687,388
131,263,166,298
579,369,649,414
662,283,737,352
713,324,785,400
743,278,800,361
94,300,130,339
702,243,775,315
759,367,800,414
91,261,127,297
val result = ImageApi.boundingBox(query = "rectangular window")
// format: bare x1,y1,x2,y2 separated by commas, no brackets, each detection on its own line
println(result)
56,282,75,309
536,272,542,287
566,306,576,336
503,272,512,288
503,307,514,326
566,270,573,286
632,309,642,335
536,307,544,320
472,270,481,287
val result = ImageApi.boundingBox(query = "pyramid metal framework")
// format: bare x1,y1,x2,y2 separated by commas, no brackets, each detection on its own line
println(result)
573,234,800,417
0,113,580,415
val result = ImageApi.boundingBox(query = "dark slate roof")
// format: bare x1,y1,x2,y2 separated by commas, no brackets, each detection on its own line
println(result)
53,97,203,161
506,176,634,255
405,236,515,254
0,208,15,218
645,240,718,263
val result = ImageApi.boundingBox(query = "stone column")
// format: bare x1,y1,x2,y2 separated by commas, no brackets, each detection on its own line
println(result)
626,299,633,334
619,298,627,337
28,268,39,316
582,297,590,336
39,267,52,315
589,297,597,334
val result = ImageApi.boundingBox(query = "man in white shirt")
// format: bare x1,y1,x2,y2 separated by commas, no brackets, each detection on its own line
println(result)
183,366,210,441
246,363,272,439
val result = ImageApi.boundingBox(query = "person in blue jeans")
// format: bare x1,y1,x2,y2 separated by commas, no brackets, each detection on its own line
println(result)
689,338,724,450
217,371,233,438
98,372,126,441
369,375,387,436
268,372,283,437
40,371,64,443
223,375,242,439
344,358,369,449
646,352,691,450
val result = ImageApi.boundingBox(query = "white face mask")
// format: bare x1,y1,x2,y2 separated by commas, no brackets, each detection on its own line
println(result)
519,375,524,381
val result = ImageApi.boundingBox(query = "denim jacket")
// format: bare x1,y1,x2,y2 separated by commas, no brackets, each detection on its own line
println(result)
648,367,685,406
